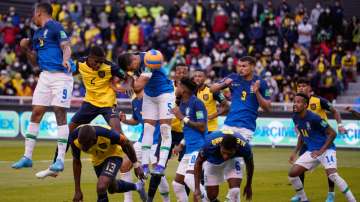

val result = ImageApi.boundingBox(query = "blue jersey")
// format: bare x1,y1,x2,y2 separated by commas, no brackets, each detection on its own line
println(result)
180,95,207,154
201,130,253,165
138,52,174,97
132,97,160,144
293,110,336,151
32,20,71,73
223,74,270,131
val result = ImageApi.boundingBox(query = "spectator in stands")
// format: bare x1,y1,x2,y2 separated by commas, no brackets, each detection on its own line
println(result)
1,18,19,47
122,17,144,49
264,71,279,101
212,6,228,40
150,0,164,19
341,50,358,82
297,17,312,49
313,53,330,74
309,1,322,26
134,3,148,19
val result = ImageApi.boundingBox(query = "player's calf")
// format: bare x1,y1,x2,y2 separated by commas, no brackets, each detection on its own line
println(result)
327,171,356,202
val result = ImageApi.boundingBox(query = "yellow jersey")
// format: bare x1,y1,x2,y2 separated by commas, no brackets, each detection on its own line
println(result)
197,85,226,132
71,125,124,166
171,82,183,132
307,95,332,120
78,59,124,108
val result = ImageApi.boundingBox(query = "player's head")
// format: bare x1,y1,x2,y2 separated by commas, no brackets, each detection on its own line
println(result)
78,125,97,152
176,77,197,97
236,56,256,77
175,63,189,81
293,93,309,113
118,53,140,72
33,2,52,26
193,69,207,86
87,46,105,69
220,134,238,161
297,77,311,95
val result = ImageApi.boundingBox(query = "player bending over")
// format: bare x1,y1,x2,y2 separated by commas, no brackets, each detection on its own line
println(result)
70,124,147,202
171,78,208,202
194,130,254,202
288,93,356,202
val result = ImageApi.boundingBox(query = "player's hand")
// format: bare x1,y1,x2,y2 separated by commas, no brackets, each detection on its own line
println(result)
289,152,297,164
173,144,183,156
63,60,71,72
223,78,233,86
171,107,184,120
243,183,253,201
73,190,83,202
338,125,347,134
119,111,126,122
193,188,202,202
134,166,147,180
20,38,30,50
251,80,260,94
310,150,322,159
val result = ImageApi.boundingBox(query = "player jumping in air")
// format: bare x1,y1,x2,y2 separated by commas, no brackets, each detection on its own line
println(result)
289,93,356,202
171,78,208,202
118,52,174,176
70,124,147,202
193,130,254,202
12,2,74,173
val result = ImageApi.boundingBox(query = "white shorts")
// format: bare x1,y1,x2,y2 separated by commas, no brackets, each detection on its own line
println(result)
32,71,73,108
142,92,175,120
204,157,243,186
133,141,158,165
176,151,199,176
222,125,254,141
295,149,337,170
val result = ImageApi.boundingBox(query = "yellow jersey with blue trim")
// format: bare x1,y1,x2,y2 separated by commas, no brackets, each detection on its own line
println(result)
307,95,332,120
70,125,124,166
78,58,125,108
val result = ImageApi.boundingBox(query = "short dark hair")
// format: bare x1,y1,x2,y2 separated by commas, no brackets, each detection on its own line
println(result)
295,93,310,105
297,77,310,86
89,46,105,58
180,77,197,93
221,134,238,150
117,53,133,71
194,68,207,75
78,125,96,146
239,56,256,66
175,63,189,70
36,2,53,16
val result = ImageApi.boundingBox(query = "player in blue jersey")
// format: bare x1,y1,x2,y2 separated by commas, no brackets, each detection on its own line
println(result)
70,124,147,202
288,93,356,202
193,130,254,202
119,90,170,202
118,51,174,175
12,3,74,173
170,78,208,202
210,56,271,141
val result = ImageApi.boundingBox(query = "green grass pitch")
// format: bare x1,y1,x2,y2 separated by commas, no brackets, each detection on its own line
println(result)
0,140,359,202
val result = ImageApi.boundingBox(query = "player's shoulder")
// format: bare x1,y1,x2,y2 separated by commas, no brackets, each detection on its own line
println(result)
306,110,322,121
46,20,63,29
227,73,239,80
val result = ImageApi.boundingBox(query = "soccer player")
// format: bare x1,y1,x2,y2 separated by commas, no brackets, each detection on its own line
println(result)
171,78,208,202
36,46,128,178
70,124,147,202
119,90,170,202
193,69,229,133
294,77,346,202
193,130,254,202
289,93,356,202
118,51,174,175
210,56,271,141
12,2,74,172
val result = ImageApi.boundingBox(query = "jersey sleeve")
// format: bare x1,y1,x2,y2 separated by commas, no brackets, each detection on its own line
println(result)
213,91,226,103
69,128,81,159
110,62,127,80
194,100,207,122
319,96,332,111
311,114,329,133
95,126,124,144
54,23,69,44
260,79,271,100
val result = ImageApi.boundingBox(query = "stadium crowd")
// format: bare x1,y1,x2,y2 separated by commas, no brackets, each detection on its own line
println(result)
0,0,360,102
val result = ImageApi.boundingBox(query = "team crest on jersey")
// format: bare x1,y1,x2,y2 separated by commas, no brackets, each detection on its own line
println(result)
98,71,105,78
310,103,317,110
203,94,209,101
186,107,190,116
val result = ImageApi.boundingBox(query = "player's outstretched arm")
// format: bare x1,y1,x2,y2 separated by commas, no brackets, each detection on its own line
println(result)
209,78,232,93
243,156,254,201
328,106,346,133
20,38,38,67
193,152,206,202
60,41,72,72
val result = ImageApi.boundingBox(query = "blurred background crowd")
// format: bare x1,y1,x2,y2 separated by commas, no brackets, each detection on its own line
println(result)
0,0,360,102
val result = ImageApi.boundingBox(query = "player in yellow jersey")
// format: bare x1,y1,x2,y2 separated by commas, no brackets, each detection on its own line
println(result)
291,77,346,202
70,124,147,202
36,46,130,178
193,69,229,133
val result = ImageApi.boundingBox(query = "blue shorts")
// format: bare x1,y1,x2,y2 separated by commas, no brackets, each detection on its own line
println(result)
94,156,122,178
71,101,118,124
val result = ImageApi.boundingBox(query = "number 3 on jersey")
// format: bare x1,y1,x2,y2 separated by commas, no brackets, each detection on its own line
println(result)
241,90,247,101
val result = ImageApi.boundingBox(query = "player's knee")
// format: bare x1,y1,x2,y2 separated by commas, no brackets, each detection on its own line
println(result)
97,181,109,194
328,172,340,182
160,124,171,139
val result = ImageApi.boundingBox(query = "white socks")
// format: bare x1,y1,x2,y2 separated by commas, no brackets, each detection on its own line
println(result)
121,171,133,202
24,122,39,159
328,173,356,202
57,125,69,162
159,176,170,202
289,176,308,201
158,124,172,167
141,123,155,165
227,187,240,202
172,181,188,202
184,173,207,201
